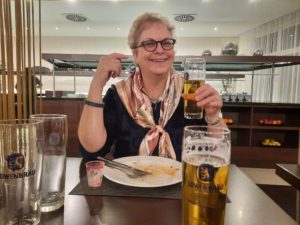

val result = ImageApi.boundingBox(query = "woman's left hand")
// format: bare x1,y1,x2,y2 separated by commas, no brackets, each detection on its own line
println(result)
194,84,222,117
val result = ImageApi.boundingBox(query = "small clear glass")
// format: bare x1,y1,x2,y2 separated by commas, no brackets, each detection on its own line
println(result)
86,161,105,188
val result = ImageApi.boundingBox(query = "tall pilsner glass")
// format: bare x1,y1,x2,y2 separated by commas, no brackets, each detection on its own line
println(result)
0,119,44,225
182,126,231,225
30,114,68,212
183,58,206,119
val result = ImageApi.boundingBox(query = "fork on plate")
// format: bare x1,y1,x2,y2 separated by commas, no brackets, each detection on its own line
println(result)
97,156,151,179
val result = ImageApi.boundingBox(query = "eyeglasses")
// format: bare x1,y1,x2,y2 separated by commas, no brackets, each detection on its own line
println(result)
134,38,176,52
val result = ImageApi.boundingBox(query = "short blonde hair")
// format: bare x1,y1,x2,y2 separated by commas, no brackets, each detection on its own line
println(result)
128,12,175,49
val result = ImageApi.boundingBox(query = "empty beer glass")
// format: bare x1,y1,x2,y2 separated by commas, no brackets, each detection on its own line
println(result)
0,119,44,225
182,125,231,225
30,114,68,212
183,58,206,119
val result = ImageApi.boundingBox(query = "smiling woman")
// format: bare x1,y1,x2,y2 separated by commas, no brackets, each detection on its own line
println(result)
78,12,226,162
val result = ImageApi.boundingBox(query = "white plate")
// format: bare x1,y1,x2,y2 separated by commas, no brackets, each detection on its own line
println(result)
103,156,182,188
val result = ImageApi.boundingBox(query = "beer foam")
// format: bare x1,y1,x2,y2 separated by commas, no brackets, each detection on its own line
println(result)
187,136,221,145
183,154,227,167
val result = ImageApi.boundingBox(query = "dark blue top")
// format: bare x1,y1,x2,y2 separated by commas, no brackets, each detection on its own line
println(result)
79,85,206,161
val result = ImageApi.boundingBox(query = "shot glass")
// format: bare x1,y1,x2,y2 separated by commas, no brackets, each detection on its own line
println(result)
183,58,206,119
86,161,104,188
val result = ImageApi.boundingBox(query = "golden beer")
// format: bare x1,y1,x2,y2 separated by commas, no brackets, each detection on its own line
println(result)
184,79,205,119
182,154,229,225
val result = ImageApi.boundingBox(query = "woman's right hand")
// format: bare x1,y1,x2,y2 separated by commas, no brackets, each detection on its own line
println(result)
93,53,128,88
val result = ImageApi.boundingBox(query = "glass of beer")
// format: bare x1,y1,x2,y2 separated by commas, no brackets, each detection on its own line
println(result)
182,125,231,225
183,58,206,119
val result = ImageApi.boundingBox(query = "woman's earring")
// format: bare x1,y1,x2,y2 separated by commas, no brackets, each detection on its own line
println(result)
126,63,138,74
135,65,140,73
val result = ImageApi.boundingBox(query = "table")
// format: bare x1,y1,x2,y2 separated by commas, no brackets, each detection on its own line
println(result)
276,163,300,223
41,158,298,225
276,164,300,190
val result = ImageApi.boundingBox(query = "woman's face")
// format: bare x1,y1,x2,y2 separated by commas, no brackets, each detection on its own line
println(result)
133,22,175,77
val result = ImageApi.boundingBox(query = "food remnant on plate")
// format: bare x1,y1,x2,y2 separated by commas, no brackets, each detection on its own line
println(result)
132,161,180,176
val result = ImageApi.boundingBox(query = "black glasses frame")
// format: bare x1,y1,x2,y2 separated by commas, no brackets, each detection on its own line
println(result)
134,38,176,52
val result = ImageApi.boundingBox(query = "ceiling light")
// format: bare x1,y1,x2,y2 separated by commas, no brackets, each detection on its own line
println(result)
174,14,196,23
214,27,218,31
117,27,120,31
55,27,59,30
87,27,90,31
180,27,184,31
65,14,87,23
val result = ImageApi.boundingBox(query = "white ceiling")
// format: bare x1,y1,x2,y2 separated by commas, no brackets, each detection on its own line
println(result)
39,0,300,37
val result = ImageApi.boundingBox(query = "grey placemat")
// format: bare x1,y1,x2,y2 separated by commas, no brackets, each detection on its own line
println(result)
70,177,231,203
69,176,182,199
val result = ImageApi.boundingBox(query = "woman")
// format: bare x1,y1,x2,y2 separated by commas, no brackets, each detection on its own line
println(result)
78,12,226,161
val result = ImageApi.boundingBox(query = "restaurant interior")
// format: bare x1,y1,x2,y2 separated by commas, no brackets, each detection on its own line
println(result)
1,0,300,225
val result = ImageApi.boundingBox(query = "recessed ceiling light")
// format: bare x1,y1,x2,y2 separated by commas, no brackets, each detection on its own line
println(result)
174,14,196,23
55,27,59,30
65,14,87,23
180,27,184,31
214,27,218,31
87,27,90,31
117,27,120,31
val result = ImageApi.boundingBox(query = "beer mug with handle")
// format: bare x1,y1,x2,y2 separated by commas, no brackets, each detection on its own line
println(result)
0,119,44,225
182,125,231,225
30,114,68,212
183,58,206,119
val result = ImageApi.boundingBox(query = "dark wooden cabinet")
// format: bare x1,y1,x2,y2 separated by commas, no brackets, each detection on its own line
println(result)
38,99,300,168
223,103,300,168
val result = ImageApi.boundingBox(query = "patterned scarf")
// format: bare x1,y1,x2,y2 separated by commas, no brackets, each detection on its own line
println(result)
115,70,183,159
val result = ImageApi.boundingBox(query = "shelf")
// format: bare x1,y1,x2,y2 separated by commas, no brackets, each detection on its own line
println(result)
223,105,251,126
227,125,251,129
232,146,297,151
222,102,300,168
231,129,251,146
231,146,298,168
42,54,300,73
254,146,298,151
222,103,252,108
251,126,299,131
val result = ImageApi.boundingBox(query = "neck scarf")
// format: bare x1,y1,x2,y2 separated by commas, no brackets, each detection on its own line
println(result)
115,70,183,159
